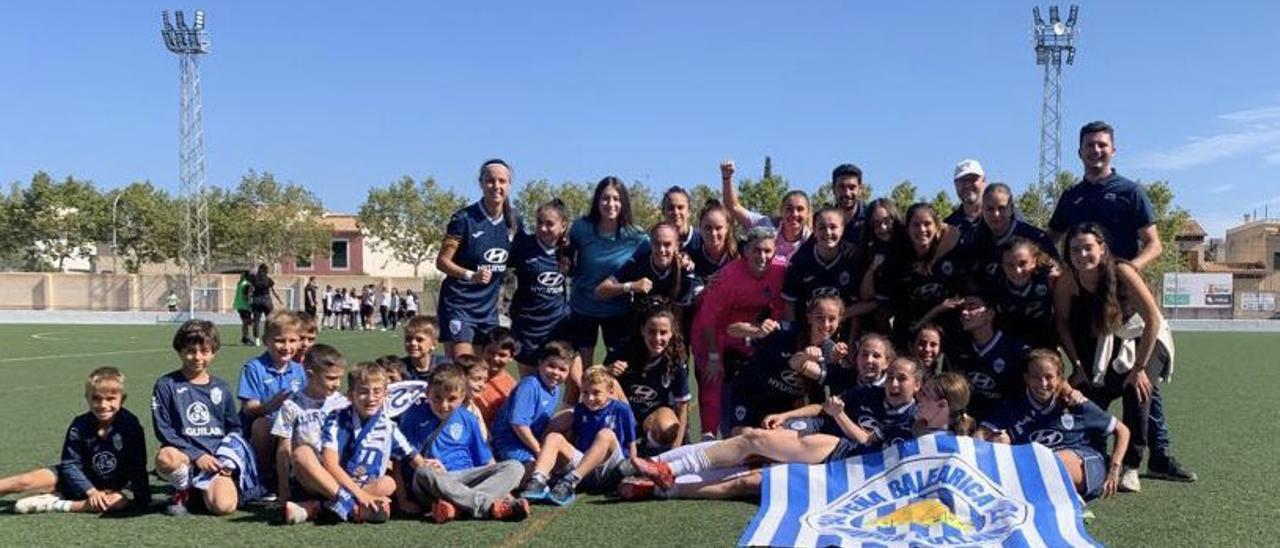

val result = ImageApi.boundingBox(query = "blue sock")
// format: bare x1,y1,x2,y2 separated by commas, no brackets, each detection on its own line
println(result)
328,487,356,521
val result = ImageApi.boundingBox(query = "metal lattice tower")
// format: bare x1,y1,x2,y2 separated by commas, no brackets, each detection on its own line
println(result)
1032,5,1078,188
161,10,211,313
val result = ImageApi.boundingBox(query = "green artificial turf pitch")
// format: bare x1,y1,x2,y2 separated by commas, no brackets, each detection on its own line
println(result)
0,325,1276,547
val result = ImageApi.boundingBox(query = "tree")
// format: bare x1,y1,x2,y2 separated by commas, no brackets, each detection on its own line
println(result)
688,184,719,215
930,191,956,220
106,182,179,273
1140,180,1190,293
628,180,661,229
10,172,106,271
358,176,465,277
515,180,592,229
225,170,332,269
889,180,918,214
1016,170,1076,229
813,184,835,209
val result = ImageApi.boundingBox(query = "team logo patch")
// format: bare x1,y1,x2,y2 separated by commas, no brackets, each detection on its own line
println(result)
483,248,509,264
967,372,996,391
537,271,564,287
447,423,464,441
631,385,658,404
384,381,428,418
186,402,211,426
92,451,118,475
735,406,747,421
1030,429,1064,447
1060,414,1075,430
210,387,223,405
940,261,954,275
290,379,302,392
112,433,123,451
448,319,462,336
1034,284,1048,296
992,358,1006,374
806,454,1029,545
839,271,851,286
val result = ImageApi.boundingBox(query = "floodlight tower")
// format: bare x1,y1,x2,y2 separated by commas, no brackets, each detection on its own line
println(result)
161,10,211,314
1032,5,1079,188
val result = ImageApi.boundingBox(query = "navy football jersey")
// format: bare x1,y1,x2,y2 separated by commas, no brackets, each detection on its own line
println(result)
743,325,811,401
782,241,862,304
509,231,569,339
618,355,692,422
969,220,1061,280
983,393,1117,454
613,248,699,306
57,409,150,507
841,204,867,247
437,201,522,324
684,233,732,282
151,371,240,461
830,384,918,450
882,257,957,334
990,266,1057,349
950,331,1030,420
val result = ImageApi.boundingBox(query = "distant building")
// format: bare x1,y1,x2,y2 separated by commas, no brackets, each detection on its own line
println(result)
1224,219,1280,271
1175,218,1208,271
280,213,441,278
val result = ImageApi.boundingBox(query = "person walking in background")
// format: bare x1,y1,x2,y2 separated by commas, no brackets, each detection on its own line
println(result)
248,264,283,346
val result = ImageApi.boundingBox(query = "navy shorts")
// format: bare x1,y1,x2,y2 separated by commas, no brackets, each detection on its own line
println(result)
1071,446,1107,501
437,309,496,344
565,311,632,362
513,316,572,365
729,378,803,430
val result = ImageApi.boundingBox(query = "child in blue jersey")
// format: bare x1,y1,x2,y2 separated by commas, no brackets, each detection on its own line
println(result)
491,342,573,465
153,320,242,515
782,208,862,322
399,364,529,523
313,362,422,523
613,308,691,452
564,177,649,402
238,310,305,483
274,344,349,524
401,315,440,381
991,238,1061,350
435,159,522,358
510,198,572,372
3,367,149,514
952,294,1032,421
980,350,1130,500
522,366,637,506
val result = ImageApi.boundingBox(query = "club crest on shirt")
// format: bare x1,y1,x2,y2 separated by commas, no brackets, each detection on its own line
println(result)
92,451,118,475
186,402,211,426
992,358,1006,374
1034,284,1048,296
449,319,462,335
1060,414,1075,430
839,272,851,285
807,452,1028,545
447,422,464,441
113,433,123,451
210,387,223,405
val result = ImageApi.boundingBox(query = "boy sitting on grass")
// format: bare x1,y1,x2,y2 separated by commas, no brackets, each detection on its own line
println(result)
238,311,305,485
2,367,150,514
272,344,349,524
398,363,528,523
490,342,573,468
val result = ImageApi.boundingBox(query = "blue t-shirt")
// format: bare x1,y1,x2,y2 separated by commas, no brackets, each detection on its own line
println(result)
781,241,862,304
509,231,570,340
983,392,1117,454
617,355,691,422
1048,171,1156,261
829,384,917,451
237,351,305,424
321,407,416,484
567,217,648,318
951,331,1031,420
491,375,561,462
571,399,637,458
613,248,699,306
438,201,522,324
399,403,492,472
58,409,150,507
151,371,240,462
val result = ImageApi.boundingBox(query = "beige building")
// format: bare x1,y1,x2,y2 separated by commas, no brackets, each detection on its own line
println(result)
1224,219,1280,270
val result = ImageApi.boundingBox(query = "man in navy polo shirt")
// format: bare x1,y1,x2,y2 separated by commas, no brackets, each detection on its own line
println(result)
1048,121,1163,270
831,164,866,245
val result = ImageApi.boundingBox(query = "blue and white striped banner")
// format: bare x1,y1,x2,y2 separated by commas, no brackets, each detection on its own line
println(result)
739,433,1098,547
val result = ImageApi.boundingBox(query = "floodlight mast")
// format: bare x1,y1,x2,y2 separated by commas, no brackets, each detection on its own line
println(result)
161,10,211,315
1032,5,1079,191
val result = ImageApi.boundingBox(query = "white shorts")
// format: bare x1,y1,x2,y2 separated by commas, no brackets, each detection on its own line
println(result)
569,445,626,489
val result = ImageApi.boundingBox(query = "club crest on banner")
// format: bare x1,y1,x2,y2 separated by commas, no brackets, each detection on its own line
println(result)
383,381,429,418
806,454,1029,545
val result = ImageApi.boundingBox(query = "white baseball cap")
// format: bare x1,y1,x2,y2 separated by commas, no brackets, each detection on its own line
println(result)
954,159,985,179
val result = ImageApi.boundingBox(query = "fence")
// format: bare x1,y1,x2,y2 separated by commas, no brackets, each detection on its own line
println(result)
0,272,430,313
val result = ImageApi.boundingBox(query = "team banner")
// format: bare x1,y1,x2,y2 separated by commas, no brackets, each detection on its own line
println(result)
739,433,1098,547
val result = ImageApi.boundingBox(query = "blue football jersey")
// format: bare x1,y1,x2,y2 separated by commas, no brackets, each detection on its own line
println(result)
782,241,862,304
509,231,569,340
951,331,1031,420
57,409,150,507
970,220,1060,280
321,407,416,484
437,201,522,324
983,392,1117,454
571,399,637,457
399,403,491,472
151,371,240,462
491,375,561,462
743,325,811,401
990,266,1057,349
618,355,691,422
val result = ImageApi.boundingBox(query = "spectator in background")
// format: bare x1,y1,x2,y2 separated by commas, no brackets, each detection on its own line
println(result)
248,264,283,346
303,276,318,320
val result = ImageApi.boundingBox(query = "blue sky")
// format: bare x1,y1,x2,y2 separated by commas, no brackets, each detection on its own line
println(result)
2,1,1278,238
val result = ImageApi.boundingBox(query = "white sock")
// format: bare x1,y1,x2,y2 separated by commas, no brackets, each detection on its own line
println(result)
668,446,712,477
166,464,191,491
53,500,74,513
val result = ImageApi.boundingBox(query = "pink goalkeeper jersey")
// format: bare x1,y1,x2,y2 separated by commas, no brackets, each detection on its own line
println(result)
691,257,788,357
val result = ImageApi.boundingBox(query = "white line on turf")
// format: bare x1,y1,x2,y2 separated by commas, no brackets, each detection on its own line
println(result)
0,348,169,365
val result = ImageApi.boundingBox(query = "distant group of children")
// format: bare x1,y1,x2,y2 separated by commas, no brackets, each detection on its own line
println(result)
318,284,419,332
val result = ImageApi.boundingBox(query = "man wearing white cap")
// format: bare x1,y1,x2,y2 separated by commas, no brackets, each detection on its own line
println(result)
934,159,988,279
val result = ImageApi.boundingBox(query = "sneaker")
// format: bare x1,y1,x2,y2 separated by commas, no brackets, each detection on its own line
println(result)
430,499,457,524
14,494,60,514
284,500,320,525
630,456,675,490
489,497,530,521
618,477,656,501
260,492,278,503
165,489,191,516
254,337,263,346
1082,508,1096,523
1118,467,1141,493
521,476,550,502
548,480,577,507
1147,457,1198,483
354,499,391,524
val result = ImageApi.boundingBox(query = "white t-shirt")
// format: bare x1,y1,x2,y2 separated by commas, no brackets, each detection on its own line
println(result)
270,391,350,452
